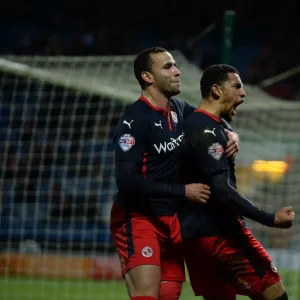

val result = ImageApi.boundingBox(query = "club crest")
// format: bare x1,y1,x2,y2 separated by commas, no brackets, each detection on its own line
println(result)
171,111,178,123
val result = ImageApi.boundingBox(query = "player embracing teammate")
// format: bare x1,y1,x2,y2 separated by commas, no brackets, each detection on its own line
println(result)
110,47,295,300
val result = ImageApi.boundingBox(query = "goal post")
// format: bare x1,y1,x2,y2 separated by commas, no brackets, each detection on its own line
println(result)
0,52,299,300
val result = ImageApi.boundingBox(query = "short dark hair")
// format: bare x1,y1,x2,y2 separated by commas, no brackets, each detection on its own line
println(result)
134,47,167,90
200,64,239,98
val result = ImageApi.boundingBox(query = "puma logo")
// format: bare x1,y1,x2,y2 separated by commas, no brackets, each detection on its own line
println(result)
123,120,134,129
204,128,216,136
154,120,163,129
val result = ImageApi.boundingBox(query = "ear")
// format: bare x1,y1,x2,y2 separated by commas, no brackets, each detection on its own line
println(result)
141,71,154,85
211,84,222,98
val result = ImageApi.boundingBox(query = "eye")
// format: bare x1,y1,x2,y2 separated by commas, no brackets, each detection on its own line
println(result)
164,62,177,69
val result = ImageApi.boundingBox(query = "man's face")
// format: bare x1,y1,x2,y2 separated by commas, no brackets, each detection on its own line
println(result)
148,51,181,96
220,72,246,122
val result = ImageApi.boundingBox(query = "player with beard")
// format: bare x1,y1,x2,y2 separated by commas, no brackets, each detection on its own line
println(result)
180,64,295,300
111,47,234,300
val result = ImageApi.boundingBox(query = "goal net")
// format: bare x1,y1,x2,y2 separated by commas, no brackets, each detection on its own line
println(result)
0,52,299,300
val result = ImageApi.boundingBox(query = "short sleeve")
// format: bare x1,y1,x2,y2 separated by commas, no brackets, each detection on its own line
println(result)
185,126,230,176
114,117,148,163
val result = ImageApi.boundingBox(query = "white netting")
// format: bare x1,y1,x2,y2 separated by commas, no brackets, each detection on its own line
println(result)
0,52,299,300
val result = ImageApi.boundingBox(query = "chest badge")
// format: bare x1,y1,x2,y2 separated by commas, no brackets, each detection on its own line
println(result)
171,111,178,123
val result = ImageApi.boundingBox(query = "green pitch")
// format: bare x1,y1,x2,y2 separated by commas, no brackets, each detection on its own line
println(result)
0,270,299,300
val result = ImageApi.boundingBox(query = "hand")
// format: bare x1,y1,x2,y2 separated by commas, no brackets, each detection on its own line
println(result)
274,207,295,229
185,183,210,204
225,129,239,158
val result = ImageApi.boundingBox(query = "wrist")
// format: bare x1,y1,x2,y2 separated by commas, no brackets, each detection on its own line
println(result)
269,213,276,227
181,184,186,197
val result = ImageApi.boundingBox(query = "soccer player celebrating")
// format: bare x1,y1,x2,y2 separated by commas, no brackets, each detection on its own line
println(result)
110,47,238,300
180,64,295,300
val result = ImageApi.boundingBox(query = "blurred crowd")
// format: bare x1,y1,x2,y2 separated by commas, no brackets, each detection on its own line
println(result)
0,0,300,100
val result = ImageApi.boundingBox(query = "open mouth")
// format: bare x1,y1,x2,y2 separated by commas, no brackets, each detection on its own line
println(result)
233,99,244,115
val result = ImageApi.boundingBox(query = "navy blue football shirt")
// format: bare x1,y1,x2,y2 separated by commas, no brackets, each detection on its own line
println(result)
114,95,194,216
179,110,275,239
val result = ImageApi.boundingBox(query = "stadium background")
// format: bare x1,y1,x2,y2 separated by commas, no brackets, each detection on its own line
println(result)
0,0,299,299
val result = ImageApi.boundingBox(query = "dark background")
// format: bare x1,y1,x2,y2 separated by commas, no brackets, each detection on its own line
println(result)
0,0,300,99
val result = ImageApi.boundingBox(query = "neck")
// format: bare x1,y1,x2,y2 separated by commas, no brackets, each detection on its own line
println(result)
197,99,221,118
142,89,170,111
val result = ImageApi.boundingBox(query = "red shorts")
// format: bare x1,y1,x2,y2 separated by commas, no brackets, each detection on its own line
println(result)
183,229,281,297
110,203,185,282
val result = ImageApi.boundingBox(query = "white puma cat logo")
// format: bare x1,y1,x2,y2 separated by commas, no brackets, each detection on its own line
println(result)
204,128,216,136
155,120,163,129
123,120,134,129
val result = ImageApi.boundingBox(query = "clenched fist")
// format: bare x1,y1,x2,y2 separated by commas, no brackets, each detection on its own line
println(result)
274,207,295,229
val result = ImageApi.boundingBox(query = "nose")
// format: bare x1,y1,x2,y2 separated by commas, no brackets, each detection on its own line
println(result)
175,67,180,77
241,88,246,98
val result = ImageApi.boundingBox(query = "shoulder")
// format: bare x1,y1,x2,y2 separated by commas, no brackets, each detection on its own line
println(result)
184,113,226,143
123,99,152,117
184,112,207,130
118,100,152,125
171,97,196,112
115,103,151,139
171,97,186,107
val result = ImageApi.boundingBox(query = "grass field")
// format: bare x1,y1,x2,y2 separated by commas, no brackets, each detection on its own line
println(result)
0,270,299,300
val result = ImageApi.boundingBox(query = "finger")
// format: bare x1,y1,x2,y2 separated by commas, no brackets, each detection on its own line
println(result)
226,149,237,158
224,129,233,139
202,185,210,190
200,191,210,197
200,193,210,200
225,143,237,154
198,198,208,204
285,206,293,212
225,147,235,156
200,195,210,201
196,184,210,191
225,130,237,141
226,139,236,149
